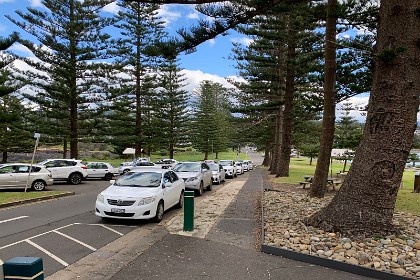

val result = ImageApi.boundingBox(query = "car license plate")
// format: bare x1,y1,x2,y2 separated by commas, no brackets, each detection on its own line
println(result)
111,208,125,213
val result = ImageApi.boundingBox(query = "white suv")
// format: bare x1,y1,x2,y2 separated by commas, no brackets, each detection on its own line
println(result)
38,159,88,185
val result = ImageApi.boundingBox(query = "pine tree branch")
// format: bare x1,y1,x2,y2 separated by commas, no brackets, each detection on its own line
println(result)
135,0,310,57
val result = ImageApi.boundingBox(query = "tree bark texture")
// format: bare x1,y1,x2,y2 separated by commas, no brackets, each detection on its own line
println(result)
263,141,271,166
309,0,337,198
307,0,420,236
2,151,7,163
276,18,296,177
270,109,282,173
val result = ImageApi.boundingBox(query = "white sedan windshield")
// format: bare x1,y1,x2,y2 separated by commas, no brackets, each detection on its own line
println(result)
115,172,162,187
173,163,200,172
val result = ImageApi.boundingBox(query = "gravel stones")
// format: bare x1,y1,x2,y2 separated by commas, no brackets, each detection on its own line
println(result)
263,190,420,279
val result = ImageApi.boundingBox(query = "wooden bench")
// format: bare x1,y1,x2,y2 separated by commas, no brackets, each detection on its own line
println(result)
328,179,342,191
299,181,312,189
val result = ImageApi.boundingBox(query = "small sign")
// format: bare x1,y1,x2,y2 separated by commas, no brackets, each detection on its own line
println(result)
34,133,41,139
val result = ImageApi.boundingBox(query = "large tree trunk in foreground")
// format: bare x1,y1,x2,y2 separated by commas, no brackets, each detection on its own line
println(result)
307,0,420,236
309,0,337,198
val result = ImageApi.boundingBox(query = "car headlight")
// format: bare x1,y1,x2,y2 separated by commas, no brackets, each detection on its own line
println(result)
97,194,104,204
186,177,199,182
138,196,156,206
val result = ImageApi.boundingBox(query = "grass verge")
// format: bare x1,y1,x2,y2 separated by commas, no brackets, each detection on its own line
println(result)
272,157,420,215
0,191,68,205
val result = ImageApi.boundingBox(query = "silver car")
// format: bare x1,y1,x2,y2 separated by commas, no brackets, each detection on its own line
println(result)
0,163,53,191
173,162,213,196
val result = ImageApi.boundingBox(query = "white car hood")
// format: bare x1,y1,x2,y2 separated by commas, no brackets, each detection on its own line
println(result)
175,172,201,179
223,166,233,170
101,185,159,198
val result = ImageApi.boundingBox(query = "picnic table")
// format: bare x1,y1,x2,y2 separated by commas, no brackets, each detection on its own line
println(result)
299,175,342,190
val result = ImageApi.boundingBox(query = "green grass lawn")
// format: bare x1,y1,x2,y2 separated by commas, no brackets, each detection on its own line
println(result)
0,191,67,205
272,157,420,215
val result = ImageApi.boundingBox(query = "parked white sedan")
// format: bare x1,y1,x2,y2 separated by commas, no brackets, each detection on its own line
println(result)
0,163,53,191
95,169,185,222
85,162,119,180
173,162,213,196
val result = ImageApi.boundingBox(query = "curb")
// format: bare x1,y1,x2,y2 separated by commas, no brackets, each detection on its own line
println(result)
260,191,412,280
0,192,75,209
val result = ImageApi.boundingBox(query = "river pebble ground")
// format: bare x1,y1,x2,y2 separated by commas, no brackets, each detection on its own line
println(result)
263,188,420,279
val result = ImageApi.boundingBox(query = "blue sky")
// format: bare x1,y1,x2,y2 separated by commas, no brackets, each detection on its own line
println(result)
1,0,370,122
0,0,246,88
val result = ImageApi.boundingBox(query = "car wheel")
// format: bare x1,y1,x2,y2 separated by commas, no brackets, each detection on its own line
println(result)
177,191,184,208
196,182,204,196
207,180,213,191
32,180,46,191
154,201,164,223
104,173,113,181
68,173,82,185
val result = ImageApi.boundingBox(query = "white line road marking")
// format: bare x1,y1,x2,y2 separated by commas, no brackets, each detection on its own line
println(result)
52,230,97,251
99,225,124,236
0,216,29,224
25,239,69,267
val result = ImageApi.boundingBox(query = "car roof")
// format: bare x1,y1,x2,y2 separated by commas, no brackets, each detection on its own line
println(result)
1,163,45,167
127,168,168,174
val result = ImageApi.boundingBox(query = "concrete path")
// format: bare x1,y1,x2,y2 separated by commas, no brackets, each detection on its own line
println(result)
48,167,374,280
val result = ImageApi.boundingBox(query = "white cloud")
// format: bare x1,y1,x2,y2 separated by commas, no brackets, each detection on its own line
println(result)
8,43,35,57
158,5,181,27
230,37,253,46
102,2,119,14
187,12,199,20
207,39,216,47
0,23,6,32
337,96,369,123
28,0,42,7
0,0,14,3
181,69,235,94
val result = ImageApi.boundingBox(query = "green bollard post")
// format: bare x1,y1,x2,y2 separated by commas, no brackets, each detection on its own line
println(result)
183,191,194,231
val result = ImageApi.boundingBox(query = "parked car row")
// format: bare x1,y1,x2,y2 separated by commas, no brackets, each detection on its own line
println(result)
94,159,253,222
0,159,121,191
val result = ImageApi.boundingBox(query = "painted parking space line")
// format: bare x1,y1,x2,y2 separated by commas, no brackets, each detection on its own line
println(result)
98,225,124,236
0,224,76,250
52,230,97,251
0,216,29,224
25,239,69,267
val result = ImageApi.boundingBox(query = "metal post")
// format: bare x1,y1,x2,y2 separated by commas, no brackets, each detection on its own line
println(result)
25,133,40,193
183,191,194,231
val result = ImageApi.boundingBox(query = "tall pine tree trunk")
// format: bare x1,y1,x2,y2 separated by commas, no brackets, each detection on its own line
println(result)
262,142,271,166
2,151,7,163
270,109,282,173
307,0,420,236
309,0,337,198
276,17,296,177
169,143,174,159
69,0,78,160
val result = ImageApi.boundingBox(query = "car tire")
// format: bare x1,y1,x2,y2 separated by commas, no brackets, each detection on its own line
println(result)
196,182,204,196
123,169,130,174
32,180,46,191
207,180,213,191
177,191,184,208
68,173,82,185
104,173,113,181
154,201,164,223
